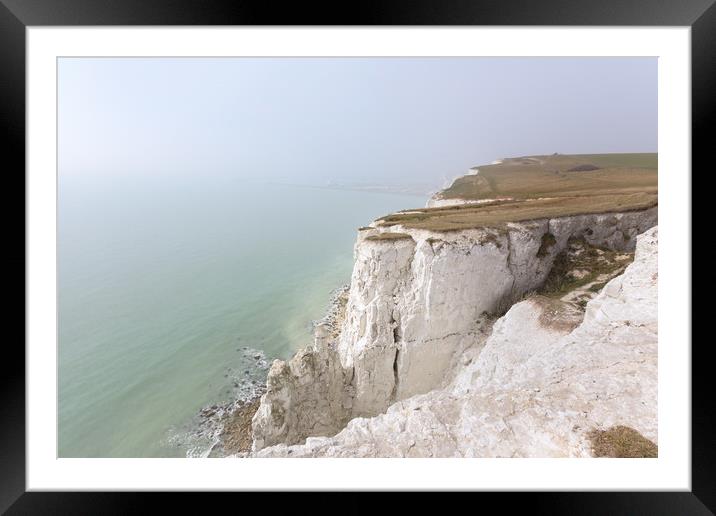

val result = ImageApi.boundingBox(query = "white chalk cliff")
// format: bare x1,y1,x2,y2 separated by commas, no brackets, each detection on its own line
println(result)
254,225,657,457
250,207,657,456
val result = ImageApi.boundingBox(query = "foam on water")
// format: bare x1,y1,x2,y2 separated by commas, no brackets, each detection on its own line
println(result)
164,347,270,457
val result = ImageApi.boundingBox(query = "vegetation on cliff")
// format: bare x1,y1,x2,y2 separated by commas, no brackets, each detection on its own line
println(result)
374,153,657,232
376,193,656,232
440,152,657,201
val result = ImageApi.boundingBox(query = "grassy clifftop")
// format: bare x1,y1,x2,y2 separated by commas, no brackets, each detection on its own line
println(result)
374,153,657,232
440,153,657,202
377,193,656,232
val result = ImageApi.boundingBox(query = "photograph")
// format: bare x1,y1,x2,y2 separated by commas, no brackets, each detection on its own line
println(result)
57,56,659,459
4,5,704,506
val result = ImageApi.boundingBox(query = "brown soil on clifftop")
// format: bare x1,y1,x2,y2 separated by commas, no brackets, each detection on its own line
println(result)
589,425,658,458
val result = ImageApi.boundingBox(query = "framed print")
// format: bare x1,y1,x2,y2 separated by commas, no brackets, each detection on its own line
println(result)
3,0,708,512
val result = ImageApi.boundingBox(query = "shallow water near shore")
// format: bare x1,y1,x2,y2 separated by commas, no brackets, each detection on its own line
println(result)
58,176,422,457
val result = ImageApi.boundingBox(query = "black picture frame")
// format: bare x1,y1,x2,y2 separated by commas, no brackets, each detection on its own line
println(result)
3,0,706,512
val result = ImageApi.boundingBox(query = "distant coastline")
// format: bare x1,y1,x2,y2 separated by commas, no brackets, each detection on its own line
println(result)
266,180,437,198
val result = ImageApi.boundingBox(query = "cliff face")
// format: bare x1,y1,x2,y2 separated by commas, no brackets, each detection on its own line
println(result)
251,207,657,451
255,226,658,457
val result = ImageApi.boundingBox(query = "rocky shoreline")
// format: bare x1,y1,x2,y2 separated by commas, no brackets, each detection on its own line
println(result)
311,285,350,340
206,285,351,457
217,397,263,455
172,347,270,457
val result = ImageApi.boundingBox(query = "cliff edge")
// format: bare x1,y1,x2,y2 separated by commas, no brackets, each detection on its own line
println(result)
248,153,658,456
255,225,658,457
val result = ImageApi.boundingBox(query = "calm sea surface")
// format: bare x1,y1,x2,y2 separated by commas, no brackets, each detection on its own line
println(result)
58,175,422,457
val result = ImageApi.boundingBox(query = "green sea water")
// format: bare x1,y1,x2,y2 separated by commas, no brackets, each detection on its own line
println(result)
58,175,422,457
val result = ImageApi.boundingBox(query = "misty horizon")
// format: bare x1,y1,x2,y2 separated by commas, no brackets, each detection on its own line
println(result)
59,57,657,190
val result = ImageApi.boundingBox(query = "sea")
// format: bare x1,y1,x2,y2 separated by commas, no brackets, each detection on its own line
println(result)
58,174,423,457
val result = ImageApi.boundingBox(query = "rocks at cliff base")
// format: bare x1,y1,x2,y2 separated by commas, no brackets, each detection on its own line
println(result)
254,226,658,457
250,288,353,450
311,285,350,340
164,347,270,458
250,339,353,450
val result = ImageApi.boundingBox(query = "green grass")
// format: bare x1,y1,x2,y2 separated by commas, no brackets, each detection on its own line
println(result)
375,193,656,232
367,152,657,234
538,238,633,298
571,153,658,169
536,232,557,258
439,153,657,202
588,281,609,293
589,426,658,458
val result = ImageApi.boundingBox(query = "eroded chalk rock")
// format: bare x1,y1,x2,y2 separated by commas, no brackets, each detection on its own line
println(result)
251,207,656,451
254,226,658,457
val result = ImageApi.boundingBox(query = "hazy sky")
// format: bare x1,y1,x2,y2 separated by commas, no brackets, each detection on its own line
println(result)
58,57,657,189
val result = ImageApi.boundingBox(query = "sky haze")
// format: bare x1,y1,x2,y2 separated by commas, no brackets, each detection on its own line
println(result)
58,57,657,190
